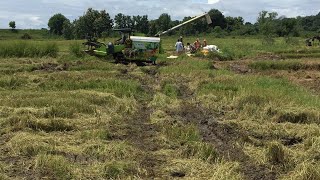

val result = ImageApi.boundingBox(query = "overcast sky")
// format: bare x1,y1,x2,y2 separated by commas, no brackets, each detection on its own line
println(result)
0,0,319,29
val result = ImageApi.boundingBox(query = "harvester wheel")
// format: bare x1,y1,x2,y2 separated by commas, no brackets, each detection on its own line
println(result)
113,53,125,64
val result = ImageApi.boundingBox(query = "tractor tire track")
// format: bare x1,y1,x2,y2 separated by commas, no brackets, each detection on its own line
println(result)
114,66,166,178
168,81,277,180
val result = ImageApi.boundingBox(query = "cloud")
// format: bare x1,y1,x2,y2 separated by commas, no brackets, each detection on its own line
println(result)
29,16,43,26
208,0,220,4
0,0,319,29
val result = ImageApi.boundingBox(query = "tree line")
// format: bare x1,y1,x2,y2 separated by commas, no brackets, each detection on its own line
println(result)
45,8,320,39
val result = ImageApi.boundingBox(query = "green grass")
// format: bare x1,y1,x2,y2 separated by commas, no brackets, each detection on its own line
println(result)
1,36,320,179
198,72,320,109
162,83,181,98
249,60,320,71
163,123,201,145
161,36,320,60
103,161,138,179
35,154,73,179
84,141,139,161
0,41,58,58
67,59,114,71
69,42,85,58
159,56,211,75
195,51,234,61
283,162,320,180
266,141,286,165
8,132,55,156
38,78,144,98
181,142,218,163
0,29,57,40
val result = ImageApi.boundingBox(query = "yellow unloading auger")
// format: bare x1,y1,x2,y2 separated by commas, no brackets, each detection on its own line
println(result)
155,12,212,37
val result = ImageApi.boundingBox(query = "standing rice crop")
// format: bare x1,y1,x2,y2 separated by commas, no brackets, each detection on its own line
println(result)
0,40,58,58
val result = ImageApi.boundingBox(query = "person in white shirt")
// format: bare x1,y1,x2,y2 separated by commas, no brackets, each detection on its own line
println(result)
175,39,184,55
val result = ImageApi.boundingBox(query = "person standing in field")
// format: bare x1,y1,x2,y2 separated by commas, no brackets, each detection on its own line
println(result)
194,38,201,50
179,36,184,49
175,39,184,55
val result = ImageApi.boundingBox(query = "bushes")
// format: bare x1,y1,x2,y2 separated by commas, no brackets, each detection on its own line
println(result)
69,42,85,57
21,33,32,39
0,41,58,58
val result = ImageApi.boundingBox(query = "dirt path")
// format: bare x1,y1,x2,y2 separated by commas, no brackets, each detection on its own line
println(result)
113,66,166,178
125,102,166,178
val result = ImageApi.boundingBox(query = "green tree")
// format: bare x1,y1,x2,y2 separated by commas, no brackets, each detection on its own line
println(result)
298,13,320,33
62,20,74,40
212,26,228,38
101,31,108,41
73,8,112,38
133,15,149,34
237,22,258,36
179,16,196,35
82,8,100,36
73,17,87,39
9,21,16,30
114,13,133,29
169,20,180,35
48,13,69,35
93,10,113,36
148,20,158,36
257,11,278,44
114,13,124,28
208,9,227,29
276,18,299,37
156,13,172,32
226,16,244,32
257,11,278,36
140,15,149,34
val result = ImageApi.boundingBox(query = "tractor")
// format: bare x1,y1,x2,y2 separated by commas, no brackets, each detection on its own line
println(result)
83,12,212,64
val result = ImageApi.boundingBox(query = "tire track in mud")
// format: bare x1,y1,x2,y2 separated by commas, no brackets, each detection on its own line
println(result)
125,102,166,178
0,134,36,179
114,66,166,178
168,81,277,180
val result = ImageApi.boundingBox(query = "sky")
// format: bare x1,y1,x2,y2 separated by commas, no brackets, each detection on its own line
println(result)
0,0,319,29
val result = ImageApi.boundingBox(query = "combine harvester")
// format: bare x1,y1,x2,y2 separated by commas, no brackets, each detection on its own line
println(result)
83,13,212,64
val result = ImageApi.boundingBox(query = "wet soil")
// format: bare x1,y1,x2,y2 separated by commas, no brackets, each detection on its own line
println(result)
165,81,277,180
